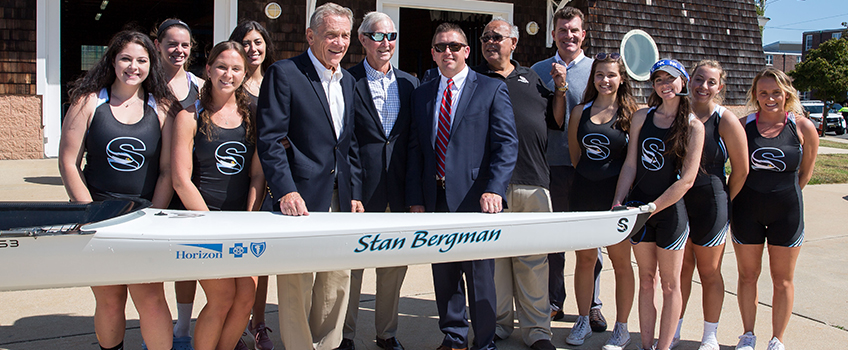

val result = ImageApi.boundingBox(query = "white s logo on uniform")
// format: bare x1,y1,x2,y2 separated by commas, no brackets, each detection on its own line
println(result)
641,137,665,171
751,147,787,172
216,141,248,175
583,133,611,160
106,137,146,172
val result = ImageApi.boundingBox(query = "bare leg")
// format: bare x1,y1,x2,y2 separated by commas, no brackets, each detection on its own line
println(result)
216,277,258,350
128,283,173,350
679,240,696,319
252,276,269,327
91,285,128,348
654,246,685,350
733,242,764,334
633,242,658,349
694,243,726,323
767,245,801,342
607,240,635,323
574,248,598,316
194,279,236,350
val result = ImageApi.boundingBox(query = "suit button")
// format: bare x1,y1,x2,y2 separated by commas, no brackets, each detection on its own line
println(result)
330,169,336,174
386,141,390,145
334,146,338,150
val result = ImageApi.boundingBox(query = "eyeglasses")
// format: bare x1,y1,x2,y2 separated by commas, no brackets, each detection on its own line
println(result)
433,42,467,53
479,33,508,43
364,32,398,42
595,52,621,60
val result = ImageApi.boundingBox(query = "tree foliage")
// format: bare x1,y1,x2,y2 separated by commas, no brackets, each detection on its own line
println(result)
790,37,848,105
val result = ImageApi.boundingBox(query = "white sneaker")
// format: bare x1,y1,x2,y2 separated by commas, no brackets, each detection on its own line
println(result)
566,316,592,345
653,337,680,350
736,332,756,350
698,337,720,350
602,323,631,350
767,337,785,350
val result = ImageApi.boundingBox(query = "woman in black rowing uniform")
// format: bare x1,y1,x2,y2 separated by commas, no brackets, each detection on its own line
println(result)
611,59,704,350
171,41,265,350
59,30,177,350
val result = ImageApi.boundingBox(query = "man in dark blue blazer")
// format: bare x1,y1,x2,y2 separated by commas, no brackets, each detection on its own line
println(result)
340,11,419,350
407,23,518,350
255,3,361,350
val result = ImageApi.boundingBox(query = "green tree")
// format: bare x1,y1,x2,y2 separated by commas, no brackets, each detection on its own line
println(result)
790,37,848,114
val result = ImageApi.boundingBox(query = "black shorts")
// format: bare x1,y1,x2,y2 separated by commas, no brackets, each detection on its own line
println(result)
731,185,804,247
683,176,730,247
570,172,618,212
629,198,689,250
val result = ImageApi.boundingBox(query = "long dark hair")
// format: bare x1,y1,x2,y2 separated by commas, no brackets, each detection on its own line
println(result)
647,73,691,173
581,56,637,134
228,20,276,75
198,41,255,143
68,30,175,107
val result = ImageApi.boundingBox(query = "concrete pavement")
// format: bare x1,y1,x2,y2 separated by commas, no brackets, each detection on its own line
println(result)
1,158,847,350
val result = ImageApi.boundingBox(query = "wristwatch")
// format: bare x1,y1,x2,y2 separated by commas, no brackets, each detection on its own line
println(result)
556,82,569,92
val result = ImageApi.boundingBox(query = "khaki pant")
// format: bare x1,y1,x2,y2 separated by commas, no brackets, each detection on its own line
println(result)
343,205,408,340
494,184,553,345
277,190,351,350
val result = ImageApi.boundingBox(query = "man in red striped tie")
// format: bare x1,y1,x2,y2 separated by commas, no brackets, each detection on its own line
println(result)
406,22,518,350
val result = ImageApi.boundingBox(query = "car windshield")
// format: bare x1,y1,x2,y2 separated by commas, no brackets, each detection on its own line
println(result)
805,105,824,113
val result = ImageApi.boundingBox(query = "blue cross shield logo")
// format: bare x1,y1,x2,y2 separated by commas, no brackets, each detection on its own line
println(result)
229,243,247,258
250,242,267,258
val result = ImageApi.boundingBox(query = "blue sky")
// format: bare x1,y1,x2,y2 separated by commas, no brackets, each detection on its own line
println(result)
761,0,848,45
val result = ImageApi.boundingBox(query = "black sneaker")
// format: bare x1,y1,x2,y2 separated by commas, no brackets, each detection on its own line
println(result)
589,308,607,332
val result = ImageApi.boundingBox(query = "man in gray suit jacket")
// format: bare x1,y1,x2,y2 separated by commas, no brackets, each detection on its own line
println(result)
339,12,419,350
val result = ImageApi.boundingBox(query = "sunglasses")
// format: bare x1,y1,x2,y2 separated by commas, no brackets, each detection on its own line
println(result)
479,33,508,43
364,32,398,42
595,52,621,60
433,42,467,53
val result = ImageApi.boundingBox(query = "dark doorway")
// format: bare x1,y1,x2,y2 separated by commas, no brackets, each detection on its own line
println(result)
398,8,492,78
61,0,214,104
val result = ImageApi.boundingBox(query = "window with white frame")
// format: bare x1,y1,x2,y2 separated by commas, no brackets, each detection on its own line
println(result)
797,55,802,63
765,54,773,65
806,34,813,50
833,32,842,40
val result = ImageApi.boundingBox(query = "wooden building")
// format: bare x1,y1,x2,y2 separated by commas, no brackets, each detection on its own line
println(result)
5,0,764,159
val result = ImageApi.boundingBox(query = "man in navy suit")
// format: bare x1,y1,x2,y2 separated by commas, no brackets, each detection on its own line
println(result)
407,22,518,350
339,11,419,350
255,3,362,350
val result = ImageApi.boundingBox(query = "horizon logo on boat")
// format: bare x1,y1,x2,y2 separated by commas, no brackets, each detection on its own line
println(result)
176,244,223,259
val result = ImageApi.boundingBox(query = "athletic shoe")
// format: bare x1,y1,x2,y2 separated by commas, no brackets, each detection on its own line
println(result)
589,308,608,332
602,323,631,350
173,336,194,350
550,304,564,321
565,316,592,345
698,337,720,350
234,338,249,350
735,332,756,350
250,321,275,350
767,337,785,350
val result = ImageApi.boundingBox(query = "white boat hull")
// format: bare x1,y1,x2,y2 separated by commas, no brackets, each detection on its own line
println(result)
0,206,651,291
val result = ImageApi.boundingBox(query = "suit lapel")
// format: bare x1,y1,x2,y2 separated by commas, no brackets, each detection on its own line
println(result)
451,70,478,130
423,80,438,151
356,78,386,138
296,53,335,135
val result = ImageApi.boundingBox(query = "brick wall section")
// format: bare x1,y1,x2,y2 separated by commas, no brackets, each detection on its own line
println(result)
767,52,799,74
0,0,37,95
0,95,43,159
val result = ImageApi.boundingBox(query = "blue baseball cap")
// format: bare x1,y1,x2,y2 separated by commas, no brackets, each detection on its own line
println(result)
650,59,689,81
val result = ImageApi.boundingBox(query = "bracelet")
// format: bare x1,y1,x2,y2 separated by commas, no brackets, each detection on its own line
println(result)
556,82,569,92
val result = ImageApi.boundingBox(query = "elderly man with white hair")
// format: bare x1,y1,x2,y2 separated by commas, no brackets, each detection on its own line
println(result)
337,11,419,350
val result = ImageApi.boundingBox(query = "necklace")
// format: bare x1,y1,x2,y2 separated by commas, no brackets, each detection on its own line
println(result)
214,104,239,127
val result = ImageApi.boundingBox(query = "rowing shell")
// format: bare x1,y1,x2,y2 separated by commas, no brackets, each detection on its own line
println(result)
0,205,653,291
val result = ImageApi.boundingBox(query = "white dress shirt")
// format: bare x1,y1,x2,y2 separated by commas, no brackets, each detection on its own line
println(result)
308,48,345,139
364,59,400,137
431,65,469,146
554,50,587,70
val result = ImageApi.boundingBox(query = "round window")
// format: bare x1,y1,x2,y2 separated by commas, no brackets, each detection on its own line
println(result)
620,30,659,81
265,2,282,20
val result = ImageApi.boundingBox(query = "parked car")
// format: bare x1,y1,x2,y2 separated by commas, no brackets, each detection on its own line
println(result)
801,101,846,135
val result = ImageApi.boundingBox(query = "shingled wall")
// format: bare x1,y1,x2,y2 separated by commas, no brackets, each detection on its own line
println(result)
580,0,765,105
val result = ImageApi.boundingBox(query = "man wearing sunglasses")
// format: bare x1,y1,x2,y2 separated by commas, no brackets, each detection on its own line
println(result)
407,22,517,350
340,11,419,350
530,6,608,336
472,18,566,350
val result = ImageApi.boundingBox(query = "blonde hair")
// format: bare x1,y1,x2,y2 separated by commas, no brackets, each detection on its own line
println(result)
747,67,802,116
690,60,726,105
